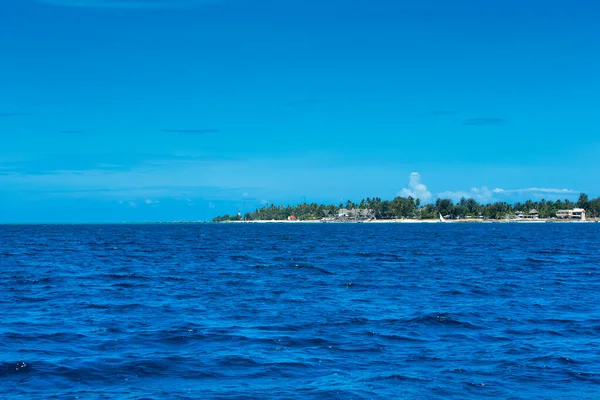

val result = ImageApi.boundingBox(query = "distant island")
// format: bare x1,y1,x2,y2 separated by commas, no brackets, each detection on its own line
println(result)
213,193,599,223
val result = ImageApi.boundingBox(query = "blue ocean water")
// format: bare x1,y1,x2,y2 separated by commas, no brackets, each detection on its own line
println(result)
1,224,600,399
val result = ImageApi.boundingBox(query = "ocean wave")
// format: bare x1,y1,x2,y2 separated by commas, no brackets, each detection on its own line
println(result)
2,223,600,399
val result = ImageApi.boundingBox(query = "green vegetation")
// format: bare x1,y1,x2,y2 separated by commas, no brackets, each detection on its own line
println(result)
213,193,600,222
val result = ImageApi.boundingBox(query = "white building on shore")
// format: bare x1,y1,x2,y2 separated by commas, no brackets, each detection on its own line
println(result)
556,208,586,221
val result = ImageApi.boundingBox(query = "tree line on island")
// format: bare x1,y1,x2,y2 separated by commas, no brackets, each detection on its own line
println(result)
213,193,600,222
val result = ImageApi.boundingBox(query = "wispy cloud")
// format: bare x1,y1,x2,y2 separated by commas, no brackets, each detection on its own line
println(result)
60,130,87,134
0,111,32,117
398,172,432,203
432,109,458,115
438,187,578,203
438,187,494,203
281,99,327,108
162,128,220,134
118,200,138,208
464,117,506,126
35,0,218,9
0,152,237,177
493,187,578,195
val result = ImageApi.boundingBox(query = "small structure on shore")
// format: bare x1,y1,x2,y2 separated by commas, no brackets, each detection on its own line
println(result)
515,211,524,218
332,208,374,221
337,208,350,218
557,208,586,221
287,215,297,221
518,209,539,219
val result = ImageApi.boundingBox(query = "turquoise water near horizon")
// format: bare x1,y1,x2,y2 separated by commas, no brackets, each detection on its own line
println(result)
1,224,599,399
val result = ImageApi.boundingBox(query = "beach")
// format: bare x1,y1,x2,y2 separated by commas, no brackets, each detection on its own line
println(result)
224,218,597,224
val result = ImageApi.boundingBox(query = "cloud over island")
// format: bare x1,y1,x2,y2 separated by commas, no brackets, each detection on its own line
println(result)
493,187,578,195
400,174,580,204
398,172,432,203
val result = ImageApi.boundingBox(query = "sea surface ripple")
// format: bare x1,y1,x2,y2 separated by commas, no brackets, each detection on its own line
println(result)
1,223,600,399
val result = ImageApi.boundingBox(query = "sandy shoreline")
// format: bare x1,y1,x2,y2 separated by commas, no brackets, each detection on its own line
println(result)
224,219,597,224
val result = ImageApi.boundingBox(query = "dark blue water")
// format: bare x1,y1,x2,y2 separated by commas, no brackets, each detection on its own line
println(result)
1,224,600,399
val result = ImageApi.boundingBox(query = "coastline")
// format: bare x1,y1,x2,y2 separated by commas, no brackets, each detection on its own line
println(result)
223,218,597,224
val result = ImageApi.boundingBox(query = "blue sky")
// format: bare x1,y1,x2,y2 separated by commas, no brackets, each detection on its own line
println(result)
1,0,599,222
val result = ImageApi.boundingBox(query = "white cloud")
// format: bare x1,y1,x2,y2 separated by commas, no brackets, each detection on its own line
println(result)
438,186,579,203
1,151,584,209
493,187,578,195
398,172,432,203
438,186,494,203
145,199,159,205
128,201,137,208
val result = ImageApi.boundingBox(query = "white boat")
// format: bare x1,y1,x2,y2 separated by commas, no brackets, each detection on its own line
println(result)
439,213,446,223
